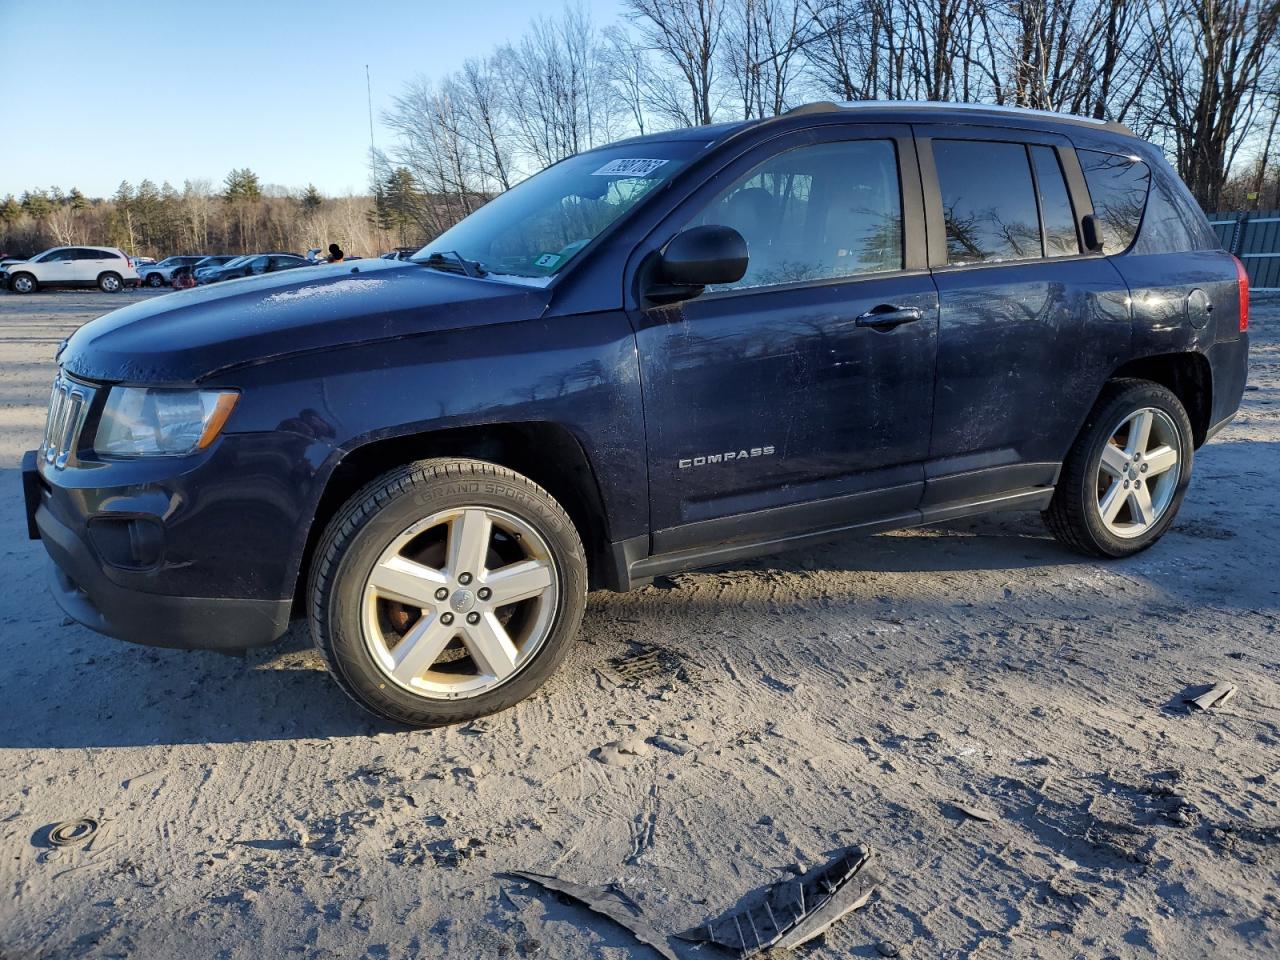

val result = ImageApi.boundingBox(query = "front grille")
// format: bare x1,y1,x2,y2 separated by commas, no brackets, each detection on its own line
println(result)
42,372,94,469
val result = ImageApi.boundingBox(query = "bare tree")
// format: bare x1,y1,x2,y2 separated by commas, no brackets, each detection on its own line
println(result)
627,0,726,124
722,0,811,118
495,5,619,170
1146,0,1280,208
449,58,515,191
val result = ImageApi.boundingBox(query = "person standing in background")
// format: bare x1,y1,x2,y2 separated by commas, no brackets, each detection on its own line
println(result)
327,243,344,263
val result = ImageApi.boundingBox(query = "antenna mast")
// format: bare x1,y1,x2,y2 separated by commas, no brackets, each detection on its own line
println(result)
366,64,377,177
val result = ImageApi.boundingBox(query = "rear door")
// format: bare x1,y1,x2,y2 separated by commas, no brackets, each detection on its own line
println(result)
75,248,110,284
629,124,939,553
268,255,303,272
916,126,1132,508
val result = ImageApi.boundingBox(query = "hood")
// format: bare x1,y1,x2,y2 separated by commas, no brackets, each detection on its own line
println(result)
60,259,551,383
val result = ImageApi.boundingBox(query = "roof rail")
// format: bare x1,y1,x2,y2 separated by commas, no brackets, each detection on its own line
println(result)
781,99,1134,135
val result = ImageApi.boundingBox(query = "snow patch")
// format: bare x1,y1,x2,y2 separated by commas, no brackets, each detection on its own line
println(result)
263,278,386,304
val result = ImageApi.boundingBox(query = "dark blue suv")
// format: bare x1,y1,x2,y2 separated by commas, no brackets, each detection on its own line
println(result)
23,102,1249,726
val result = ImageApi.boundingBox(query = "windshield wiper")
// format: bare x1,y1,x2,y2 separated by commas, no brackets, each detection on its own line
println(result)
417,250,487,278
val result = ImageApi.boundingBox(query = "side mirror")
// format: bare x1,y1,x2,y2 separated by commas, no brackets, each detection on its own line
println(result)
1081,214,1104,254
647,225,748,305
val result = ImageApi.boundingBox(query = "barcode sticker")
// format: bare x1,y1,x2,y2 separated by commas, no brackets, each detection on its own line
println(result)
591,158,669,177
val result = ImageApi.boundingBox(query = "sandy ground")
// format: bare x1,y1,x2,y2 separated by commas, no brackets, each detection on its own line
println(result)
0,288,1278,960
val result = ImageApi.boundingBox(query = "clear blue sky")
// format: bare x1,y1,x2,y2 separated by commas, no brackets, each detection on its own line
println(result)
0,0,625,199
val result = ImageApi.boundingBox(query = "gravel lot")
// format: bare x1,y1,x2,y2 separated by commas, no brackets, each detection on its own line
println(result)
1,288,1278,959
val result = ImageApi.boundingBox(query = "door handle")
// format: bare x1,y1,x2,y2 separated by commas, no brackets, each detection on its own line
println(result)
855,305,923,330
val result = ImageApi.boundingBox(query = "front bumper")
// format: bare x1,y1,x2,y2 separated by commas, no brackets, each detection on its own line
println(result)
24,448,291,650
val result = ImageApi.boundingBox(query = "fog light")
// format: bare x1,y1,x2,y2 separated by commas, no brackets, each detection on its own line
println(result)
87,516,164,569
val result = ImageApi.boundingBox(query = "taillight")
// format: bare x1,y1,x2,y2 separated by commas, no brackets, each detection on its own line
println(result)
1234,255,1250,332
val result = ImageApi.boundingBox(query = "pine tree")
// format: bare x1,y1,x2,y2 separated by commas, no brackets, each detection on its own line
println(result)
222,168,262,203
300,184,324,213
20,190,52,220
383,167,423,246
0,195,20,225
367,187,395,235
67,188,88,211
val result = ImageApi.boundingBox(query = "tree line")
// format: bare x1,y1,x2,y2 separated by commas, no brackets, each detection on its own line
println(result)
381,0,1280,239
4,0,1278,258
0,169,393,260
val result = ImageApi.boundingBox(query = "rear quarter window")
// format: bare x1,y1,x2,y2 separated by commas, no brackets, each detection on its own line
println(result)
1133,167,1220,254
1079,149,1149,254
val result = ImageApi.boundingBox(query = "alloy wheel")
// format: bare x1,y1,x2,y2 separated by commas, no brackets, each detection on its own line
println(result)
359,506,559,699
1094,406,1181,538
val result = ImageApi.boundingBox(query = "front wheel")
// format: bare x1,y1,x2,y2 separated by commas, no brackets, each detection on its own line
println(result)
9,273,36,294
1043,379,1193,558
98,272,123,292
309,458,588,726
145,272,164,287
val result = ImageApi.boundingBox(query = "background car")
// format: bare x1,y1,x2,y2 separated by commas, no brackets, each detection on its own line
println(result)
201,253,308,283
3,246,139,293
380,247,417,261
194,255,246,283
137,255,210,287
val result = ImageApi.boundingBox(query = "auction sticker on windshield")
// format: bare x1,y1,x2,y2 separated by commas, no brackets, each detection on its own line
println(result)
592,158,669,177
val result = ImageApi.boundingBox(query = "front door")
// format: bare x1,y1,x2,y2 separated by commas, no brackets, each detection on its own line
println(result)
630,125,939,555
37,249,77,284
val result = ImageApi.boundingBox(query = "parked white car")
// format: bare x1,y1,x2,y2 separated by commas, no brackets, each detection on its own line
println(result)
3,246,140,294
136,255,208,287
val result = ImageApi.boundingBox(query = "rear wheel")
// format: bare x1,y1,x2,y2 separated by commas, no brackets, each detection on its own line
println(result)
9,273,36,294
1044,379,1193,557
309,458,588,726
98,272,122,293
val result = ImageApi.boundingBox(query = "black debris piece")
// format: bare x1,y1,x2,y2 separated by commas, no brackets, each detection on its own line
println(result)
1184,682,1238,711
677,844,879,957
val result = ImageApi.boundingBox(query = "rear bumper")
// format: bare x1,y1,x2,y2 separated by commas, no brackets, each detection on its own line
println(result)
1206,333,1250,441
24,449,291,651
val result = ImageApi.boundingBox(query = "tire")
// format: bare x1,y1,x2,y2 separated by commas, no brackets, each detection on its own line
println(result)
1043,378,1194,558
98,272,123,293
146,272,164,287
309,457,588,726
9,272,36,294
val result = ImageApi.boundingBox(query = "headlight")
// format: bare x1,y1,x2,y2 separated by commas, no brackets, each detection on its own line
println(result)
95,387,239,457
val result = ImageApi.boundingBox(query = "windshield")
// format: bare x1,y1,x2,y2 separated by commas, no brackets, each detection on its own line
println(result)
414,140,705,285
220,256,250,269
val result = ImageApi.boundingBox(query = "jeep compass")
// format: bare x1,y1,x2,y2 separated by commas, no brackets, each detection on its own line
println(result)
23,102,1249,726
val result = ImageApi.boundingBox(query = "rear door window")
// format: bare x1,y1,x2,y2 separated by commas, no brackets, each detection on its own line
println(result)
1079,150,1150,254
1030,146,1080,257
934,140,1041,264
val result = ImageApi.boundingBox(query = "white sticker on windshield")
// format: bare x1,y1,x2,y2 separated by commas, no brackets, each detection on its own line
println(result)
591,158,669,177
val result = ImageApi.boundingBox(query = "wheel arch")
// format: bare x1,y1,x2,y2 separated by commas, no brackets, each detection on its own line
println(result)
1108,351,1212,447
291,420,613,617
